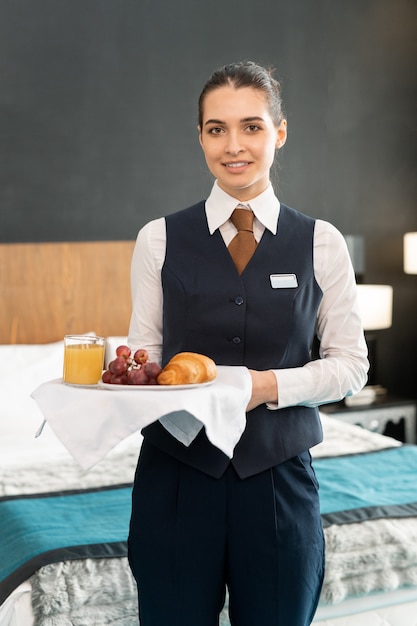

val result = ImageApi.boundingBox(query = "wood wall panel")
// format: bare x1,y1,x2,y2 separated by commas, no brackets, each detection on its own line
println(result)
0,241,135,344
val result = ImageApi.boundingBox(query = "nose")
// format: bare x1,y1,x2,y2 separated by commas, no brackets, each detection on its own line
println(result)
225,131,243,156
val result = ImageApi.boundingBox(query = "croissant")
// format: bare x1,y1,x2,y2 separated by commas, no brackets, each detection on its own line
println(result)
157,352,217,385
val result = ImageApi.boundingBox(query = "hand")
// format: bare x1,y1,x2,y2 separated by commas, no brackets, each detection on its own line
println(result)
246,369,278,412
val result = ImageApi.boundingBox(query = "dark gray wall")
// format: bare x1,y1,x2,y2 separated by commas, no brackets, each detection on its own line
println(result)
1,0,416,401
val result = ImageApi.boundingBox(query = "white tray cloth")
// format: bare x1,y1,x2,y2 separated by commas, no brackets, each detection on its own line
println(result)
31,366,251,469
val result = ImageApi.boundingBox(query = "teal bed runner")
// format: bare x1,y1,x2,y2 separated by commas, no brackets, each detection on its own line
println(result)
315,445,417,527
2,446,417,603
0,483,132,603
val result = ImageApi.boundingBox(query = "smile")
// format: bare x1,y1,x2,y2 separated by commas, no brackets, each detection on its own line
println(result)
224,162,250,168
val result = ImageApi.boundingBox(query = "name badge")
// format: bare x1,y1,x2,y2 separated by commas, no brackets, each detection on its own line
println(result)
270,274,298,289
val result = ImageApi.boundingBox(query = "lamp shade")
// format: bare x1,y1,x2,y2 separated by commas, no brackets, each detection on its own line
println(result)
404,232,417,274
357,284,393,330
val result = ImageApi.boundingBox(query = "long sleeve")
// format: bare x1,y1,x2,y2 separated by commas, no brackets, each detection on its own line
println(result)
128,217,165,365
273,220,369,409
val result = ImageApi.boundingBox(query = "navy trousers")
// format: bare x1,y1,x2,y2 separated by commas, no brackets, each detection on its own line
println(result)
128,440,325,626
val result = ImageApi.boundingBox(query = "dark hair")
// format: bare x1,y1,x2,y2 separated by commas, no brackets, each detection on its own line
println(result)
198,61,284,129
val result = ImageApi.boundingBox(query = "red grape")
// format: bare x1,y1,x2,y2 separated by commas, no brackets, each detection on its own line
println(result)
111,373,128,385
101,345,161,386
116,345,131,359
102,370,113,383
109,356,128,375
127,367,149,385
144,361,162,379
133,349,148,364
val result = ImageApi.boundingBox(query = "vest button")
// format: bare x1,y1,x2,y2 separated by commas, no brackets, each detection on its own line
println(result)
234,296,244,305
232,336,241,344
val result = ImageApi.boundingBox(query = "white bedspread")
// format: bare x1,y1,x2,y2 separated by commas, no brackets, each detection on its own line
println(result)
312,413,401,458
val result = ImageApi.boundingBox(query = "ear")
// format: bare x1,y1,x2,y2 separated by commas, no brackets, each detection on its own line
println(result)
275,119,287,149
197,125,204,150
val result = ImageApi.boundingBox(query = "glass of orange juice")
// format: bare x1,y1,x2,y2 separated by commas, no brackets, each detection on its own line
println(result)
63,335,105,385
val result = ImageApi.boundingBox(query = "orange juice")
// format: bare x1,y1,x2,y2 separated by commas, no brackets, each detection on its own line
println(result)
63,341,105,385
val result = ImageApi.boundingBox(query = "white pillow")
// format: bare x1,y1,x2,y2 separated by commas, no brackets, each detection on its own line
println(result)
0,340,64,439
0,336,129,440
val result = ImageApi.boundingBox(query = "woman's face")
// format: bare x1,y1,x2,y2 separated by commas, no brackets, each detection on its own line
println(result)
199,85,287,201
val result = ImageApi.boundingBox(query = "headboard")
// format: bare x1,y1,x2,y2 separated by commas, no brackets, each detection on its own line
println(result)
0,241,136,344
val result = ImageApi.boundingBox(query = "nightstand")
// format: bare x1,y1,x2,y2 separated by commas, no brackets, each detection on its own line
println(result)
320,395,417,444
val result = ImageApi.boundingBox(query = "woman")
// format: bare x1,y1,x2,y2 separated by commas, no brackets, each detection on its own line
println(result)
127,61,368,626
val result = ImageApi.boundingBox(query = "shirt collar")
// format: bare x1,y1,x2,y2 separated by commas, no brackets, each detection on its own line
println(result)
205,180,280,235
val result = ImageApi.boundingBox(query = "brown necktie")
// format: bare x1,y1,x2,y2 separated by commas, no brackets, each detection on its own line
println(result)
228,207,257,274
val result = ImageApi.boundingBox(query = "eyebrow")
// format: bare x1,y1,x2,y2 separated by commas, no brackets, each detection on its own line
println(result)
204,116,265,126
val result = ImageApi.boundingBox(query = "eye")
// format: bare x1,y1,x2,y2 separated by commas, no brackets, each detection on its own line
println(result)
207,127,225,135
244,124,261,133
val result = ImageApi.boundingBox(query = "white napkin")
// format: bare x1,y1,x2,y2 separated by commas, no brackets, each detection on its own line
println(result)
31,366,251,469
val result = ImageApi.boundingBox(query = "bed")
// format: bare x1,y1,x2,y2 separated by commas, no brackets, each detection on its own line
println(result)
1,241,417,626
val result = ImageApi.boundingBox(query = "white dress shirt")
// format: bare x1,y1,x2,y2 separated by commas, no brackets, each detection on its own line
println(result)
128,181,368,409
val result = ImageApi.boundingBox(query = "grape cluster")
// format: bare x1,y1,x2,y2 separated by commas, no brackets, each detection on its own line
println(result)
102,345,162,385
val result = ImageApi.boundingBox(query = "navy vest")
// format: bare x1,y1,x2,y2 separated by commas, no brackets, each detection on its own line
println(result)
142,201,324,478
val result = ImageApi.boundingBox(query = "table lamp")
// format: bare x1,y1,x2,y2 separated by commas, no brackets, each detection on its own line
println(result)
357,284,393,388
404,232,417,274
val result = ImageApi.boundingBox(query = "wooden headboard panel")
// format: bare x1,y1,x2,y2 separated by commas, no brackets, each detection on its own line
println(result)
0,241,136,344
